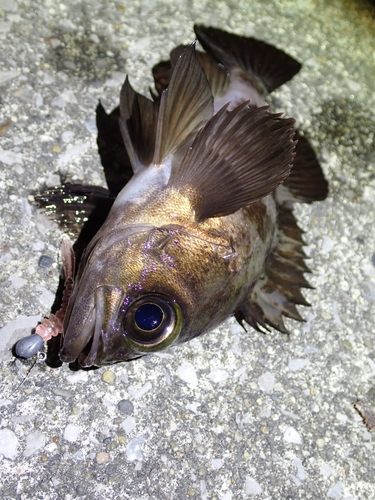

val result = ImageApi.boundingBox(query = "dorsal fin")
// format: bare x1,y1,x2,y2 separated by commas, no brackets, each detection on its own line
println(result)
194,25,302,93
235,206,311,334
119,77,159,173
168,103,296,221
153,43,213,165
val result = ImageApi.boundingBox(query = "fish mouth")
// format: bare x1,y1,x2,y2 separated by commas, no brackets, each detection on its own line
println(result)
60,285,135,367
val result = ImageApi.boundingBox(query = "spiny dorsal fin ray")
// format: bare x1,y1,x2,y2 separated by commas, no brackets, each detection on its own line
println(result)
168,103,296,221
236,207,310,334
194,25,302,94
119,77,159,173
153,43,214,165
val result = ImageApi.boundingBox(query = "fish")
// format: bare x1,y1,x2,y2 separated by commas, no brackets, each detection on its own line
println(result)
15,25,328,367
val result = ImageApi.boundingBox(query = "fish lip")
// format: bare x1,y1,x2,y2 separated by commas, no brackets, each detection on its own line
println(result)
60,285,129,367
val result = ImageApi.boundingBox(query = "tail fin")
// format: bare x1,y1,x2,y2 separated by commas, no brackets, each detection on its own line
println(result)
194,24,302,94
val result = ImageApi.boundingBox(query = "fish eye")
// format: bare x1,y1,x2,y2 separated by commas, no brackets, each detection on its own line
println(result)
134,303,164,331
124,294,183,353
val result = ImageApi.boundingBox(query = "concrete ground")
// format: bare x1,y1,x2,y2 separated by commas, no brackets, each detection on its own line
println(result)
0,0,374,498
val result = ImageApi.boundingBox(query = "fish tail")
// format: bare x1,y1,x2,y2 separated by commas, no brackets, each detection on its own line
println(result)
194,24,302,94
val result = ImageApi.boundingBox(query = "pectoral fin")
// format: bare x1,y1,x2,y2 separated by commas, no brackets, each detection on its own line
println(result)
34,184,114,240
168,103,296,220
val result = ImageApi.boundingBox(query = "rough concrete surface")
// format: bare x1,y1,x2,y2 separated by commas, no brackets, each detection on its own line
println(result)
0,0,374,499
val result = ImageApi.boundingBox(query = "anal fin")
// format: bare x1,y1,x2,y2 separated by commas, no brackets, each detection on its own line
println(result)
236,206,310,334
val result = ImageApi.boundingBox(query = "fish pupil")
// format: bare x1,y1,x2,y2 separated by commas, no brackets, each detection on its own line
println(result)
134,303,164,331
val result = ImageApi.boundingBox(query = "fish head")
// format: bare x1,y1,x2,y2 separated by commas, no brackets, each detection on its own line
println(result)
59,203,238,367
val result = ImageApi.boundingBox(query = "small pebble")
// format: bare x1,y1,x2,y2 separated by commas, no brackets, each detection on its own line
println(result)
316,438,325,448
212,458,223,470
105,463,118,477
327,481,342,499
122,416,136,435
119,372,129,384
102,370,116,385
64,424,81,443
258,372,275,392
177,364,198,387
321,235,334,252
75,484,87,496
128,382,152,399
245,476,263,495
24,431,46,457
208,369,229,383
118,399,134,415
283,426,302,444
0,428,18,459
96,451,110,464
294,458,307,481
66,371,89,384
38,255,54,268
364,337,373,349
126,436,145,462
72,450,84,461
52,388,74,398
288,358,310,372
45,400,57,410
320,463,334,478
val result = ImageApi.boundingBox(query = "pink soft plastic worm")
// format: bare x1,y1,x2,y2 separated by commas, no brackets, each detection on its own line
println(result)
35,236,75,341
15,236,75,358
34,237,75,341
